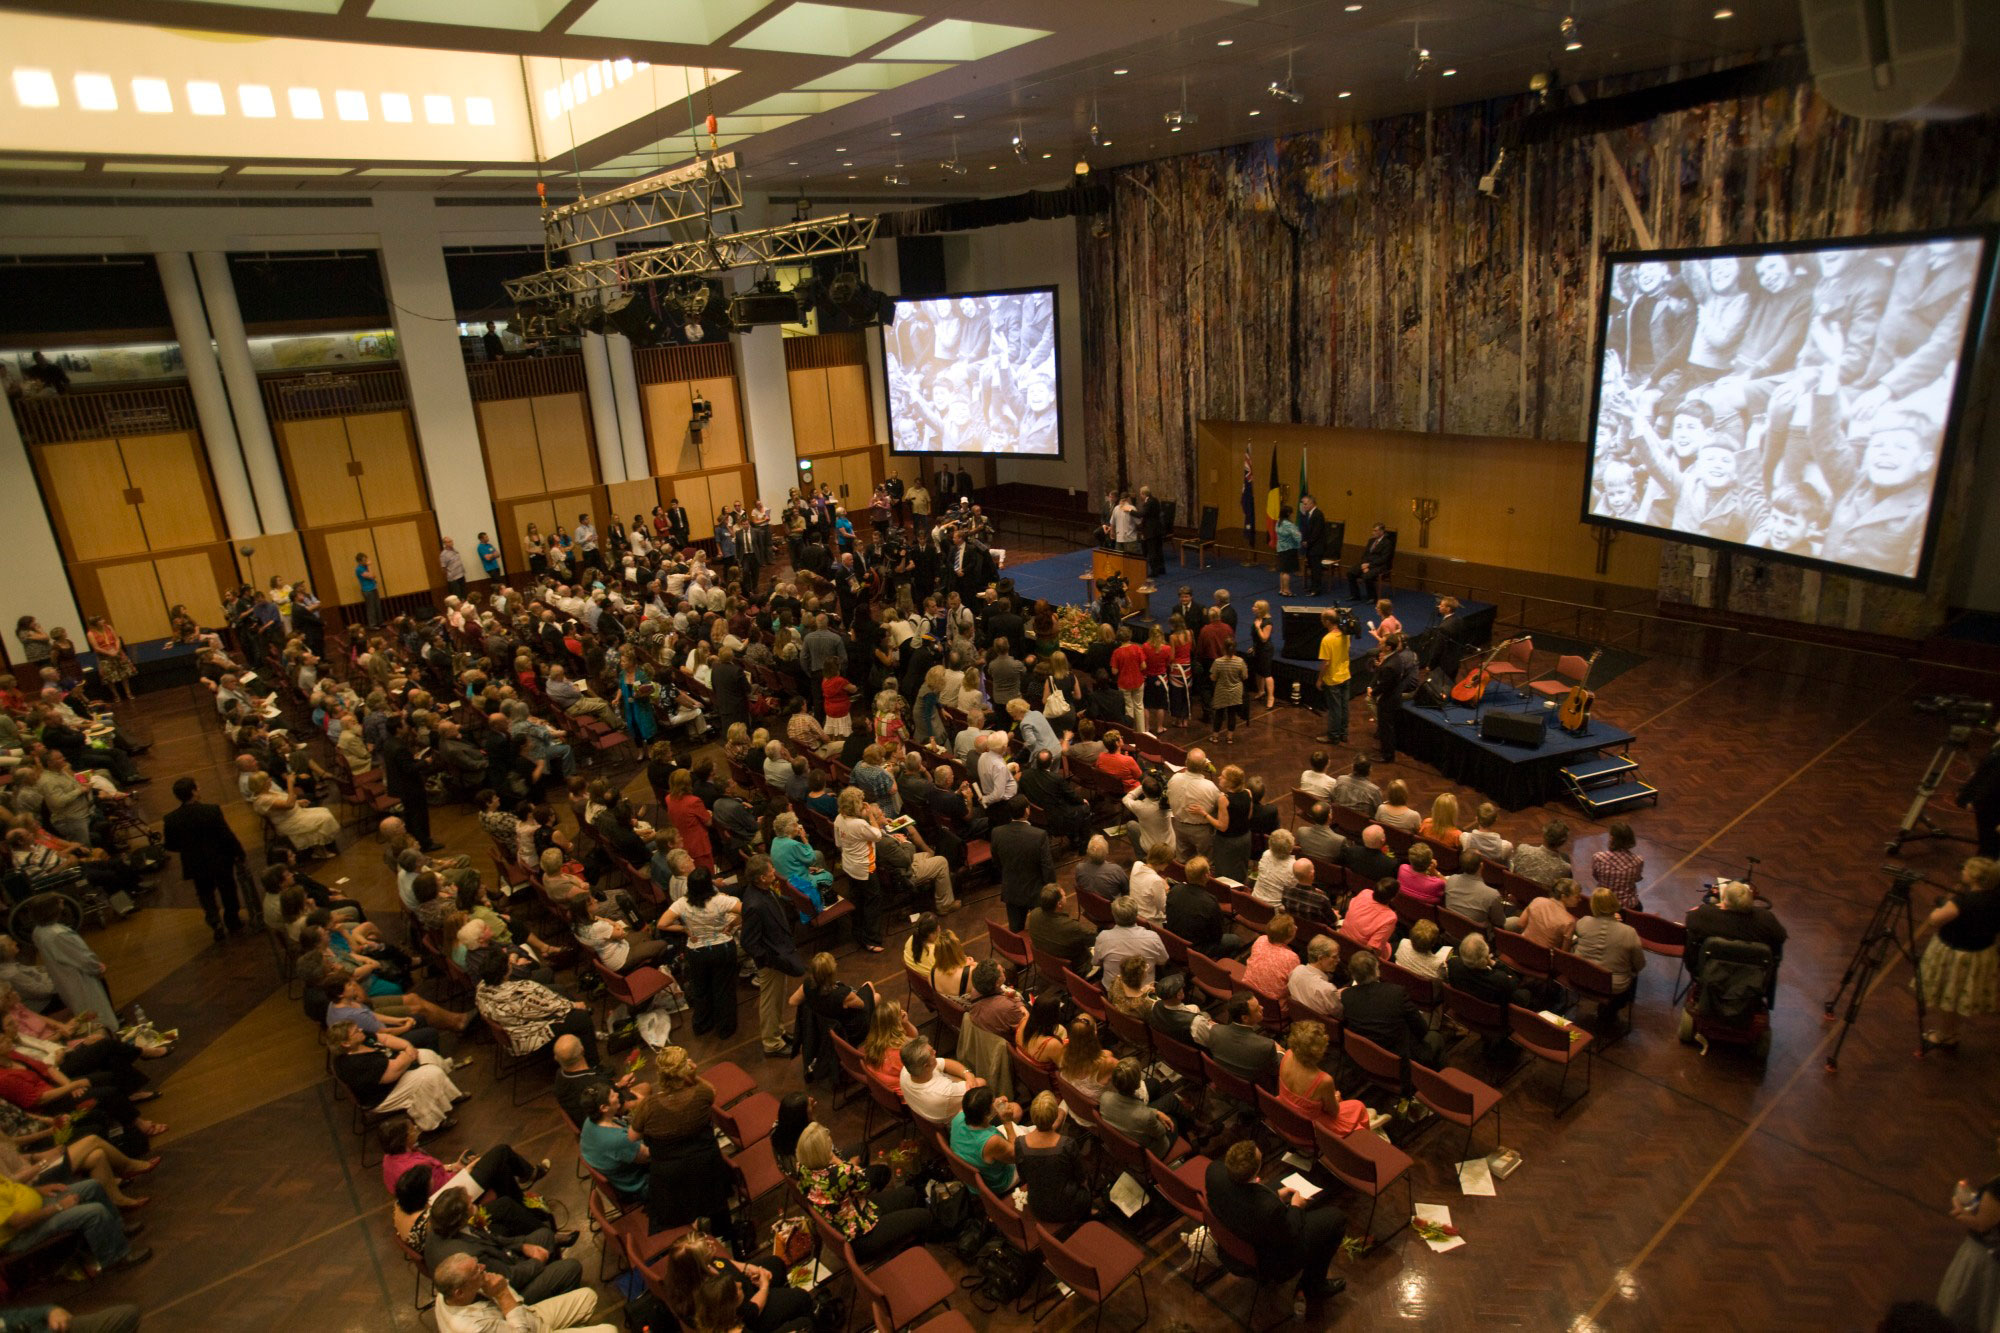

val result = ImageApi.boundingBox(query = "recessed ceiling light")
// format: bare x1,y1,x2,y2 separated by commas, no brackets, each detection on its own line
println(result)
1040,151,1051,158
288,87,324,119
1344,3,1362,10
1442,68,1457,76
423,94,454,124
1712,5,1734,15
186,81,225,116
466,96,495,126
847,174,856,179
1216,38,1233,46
836,146,846,151
12,69,58,109
1565,40,1581,50
1112,68,1128,75
1100,139,1111,146
1338,90,1352,98
842,160,852,166
238,84,276,118
1248,108,1261,116
988,163,997,169
382,92,413,123
787,160,798,165
889,130,901,137
74,73,117,112
131,78,172,115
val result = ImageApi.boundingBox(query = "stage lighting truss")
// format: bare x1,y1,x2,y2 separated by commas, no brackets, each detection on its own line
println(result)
503,213,880,303
540,152,745,251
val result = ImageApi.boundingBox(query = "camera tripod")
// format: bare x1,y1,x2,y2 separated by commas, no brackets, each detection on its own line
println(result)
1887,726,1978,856
1821,867,1929,1072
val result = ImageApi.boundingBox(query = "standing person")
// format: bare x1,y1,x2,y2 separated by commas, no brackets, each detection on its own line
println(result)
1372,632,1417,763
739,856,804,1058
354,551,383,627
1317,610,1351,746
1937,1131,2000,1333
476,533,502,582
438,539,467,599
84,618,135,703
1960,738,2000,860
383,716,441,853
1250,600,1276,711
833,788,886,954
1208,641,1248,746
658,874,742,1039
991,797,1054,932
1274,505,1302,597
1139,486,1167,576
1916,856,2000,1051
29,898,116,1029
1297,495,1328,597
160,777,246,942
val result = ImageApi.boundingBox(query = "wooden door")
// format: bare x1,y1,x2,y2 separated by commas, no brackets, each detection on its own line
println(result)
532,394,597,492
789,367,833,455
826,364,872,451
120,432,221,551
40,438,146,561
478,398,545,500
93,560,171,643
348,412,424,519
283,418,367,527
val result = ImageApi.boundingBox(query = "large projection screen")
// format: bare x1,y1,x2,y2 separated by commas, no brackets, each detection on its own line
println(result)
883,287,1061,458
1581,230,1994,586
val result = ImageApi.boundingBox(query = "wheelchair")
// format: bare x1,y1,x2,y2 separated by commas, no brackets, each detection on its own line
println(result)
1,866,110,943
1677,937,1776,1059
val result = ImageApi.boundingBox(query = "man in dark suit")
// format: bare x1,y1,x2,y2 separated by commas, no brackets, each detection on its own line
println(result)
1349,523,1395,602
709,648,749,735
1338,824,1399,885
1204,1140,1348,1318
1341,951,1446,1072
1139,486,1167,576
935,469,956,505
665,498,691,549
421,1189,581,1306
955,463,975,504
161,776,245,941
382,716,441,852
989,796,1053,931
1019,750,1092,850
1297,495,1329,596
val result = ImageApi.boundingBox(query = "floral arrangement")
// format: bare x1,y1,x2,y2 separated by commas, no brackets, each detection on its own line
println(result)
1052,603,1099,653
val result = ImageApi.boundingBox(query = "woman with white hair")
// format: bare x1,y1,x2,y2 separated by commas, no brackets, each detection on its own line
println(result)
326,1019,464,1132
247,770,342,855
1251,828,1299,908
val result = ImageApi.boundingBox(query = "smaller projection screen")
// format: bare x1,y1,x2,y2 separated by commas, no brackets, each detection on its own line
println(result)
884,287,1061,457
1581,230,1994,586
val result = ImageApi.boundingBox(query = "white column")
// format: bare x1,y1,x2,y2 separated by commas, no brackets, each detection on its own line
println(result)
579,333,626,484
736,323,800,509
606,332,650,481
373,195,497,551
191,251,294,533
0,404,83,636
156,251,258,540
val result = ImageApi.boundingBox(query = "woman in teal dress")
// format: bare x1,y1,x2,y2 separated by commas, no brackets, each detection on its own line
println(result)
617,647,658,744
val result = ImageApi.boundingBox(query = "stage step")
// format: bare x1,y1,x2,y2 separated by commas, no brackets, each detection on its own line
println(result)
1560,754,1640,787
1567,778,1658,815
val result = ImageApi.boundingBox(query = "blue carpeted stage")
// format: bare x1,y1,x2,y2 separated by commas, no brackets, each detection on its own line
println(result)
1399,699,1636,809
999,548,1498,677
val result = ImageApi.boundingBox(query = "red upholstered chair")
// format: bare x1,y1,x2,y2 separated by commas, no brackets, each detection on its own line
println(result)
986,920,1033,974
1063,966,1110,1023
702,1060,758,1108
1379,958,1442,1022
1151,1027,1207,1090
1552,947,1629,1036
712,1089,780,1147
1229,889,1275,934
1201,1053,1265,1111
1313,1120,1413,1247
844,1235,959,1333
1103,1005,1154,1058
1188,950,1245,1005
1009,1044,1055,1102
1508,1004,1595,1114
1339,1026,1412,1100
1146,1148,1210,1233
1201,1204,1286,1322
727,1134,787,1214
1031,943,1071,994
973,1176,1051,1316
1493,927,1554,981
1154,925,1193,969
1031,1219,1151,1333
1436,906,1484,946
1254,1084,1320,1160
1626,908,1689,1000
1528,653,1592,700
1442,984,1510,1049
1410,1061,1503,1185
1484,635,1533,689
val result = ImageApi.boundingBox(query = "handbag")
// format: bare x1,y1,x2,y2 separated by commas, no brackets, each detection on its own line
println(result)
1042,684,1071,720
771,1215,813,1267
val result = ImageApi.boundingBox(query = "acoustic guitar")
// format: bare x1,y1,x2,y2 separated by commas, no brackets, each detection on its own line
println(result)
1558,650,1604,734
1448,637,1528,706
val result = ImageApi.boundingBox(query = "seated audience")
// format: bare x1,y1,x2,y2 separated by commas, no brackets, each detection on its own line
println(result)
897,1038,981,1126
1204,1140,1347,1318
1510,820,1573,888
947,1087,1021,1193
794,1122,934,1262
1571,889,1646,1015
1276,1019,1367,1134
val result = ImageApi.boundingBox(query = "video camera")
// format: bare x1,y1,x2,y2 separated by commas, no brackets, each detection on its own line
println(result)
1330,605,1360,637
1912,695,1994,730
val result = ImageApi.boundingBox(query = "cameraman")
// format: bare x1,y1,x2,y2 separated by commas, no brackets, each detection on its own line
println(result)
1958,734,2000,858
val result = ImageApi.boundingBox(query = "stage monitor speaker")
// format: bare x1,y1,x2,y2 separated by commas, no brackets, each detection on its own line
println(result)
1480,707,1547,747
1411,673,1449,710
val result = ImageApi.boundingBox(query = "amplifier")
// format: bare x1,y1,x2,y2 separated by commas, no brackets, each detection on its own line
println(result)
1480,707,1547,747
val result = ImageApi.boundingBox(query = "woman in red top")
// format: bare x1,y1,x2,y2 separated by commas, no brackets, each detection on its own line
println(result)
820,662,855,737
1141,625,1172,735
665,768,715,871
85,617,136,702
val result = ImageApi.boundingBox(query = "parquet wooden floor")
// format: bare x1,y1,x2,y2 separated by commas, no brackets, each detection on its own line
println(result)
51,549,2000,1333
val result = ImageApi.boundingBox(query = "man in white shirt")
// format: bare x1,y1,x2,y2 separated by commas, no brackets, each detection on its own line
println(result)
1092,896,1169,987
1127,844,1172,927
1298,750,1338,800
1165,750,1221,857
572,517,597,562
953,709,988,761
897,1038,983,1126
976,733,1018,808
1286,936,1344,1021
432,1253,616,1333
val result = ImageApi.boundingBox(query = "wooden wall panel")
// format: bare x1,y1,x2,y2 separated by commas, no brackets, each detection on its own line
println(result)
671,476,712,529
371,520,431,598
690,376,744,469
281,419,366,528
120,432,220,552
478,399,545,500
548,489,604,547
321,530,382,607
607,478,663,528
347,412,424,519
153,551,229,636
94,561,170,643
40,439,146,562
703,470,743,519
788,368,833,456
1197,422,1661,589
642,383,695,477
240,530,309,596
826,365,872,452
532,394,597,492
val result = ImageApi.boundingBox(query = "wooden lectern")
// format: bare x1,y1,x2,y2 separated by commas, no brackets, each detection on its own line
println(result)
1084,548,1151,620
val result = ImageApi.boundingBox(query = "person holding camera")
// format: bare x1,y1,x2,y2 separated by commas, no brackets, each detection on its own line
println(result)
1960,737,2000,859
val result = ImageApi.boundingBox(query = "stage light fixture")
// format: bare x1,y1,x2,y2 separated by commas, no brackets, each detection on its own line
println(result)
1090,96,1102,147
939,134,968,176
1268,51,1303,105
1164,77,1198,131
1560,14,1581,50
827,270,896,328
1011,125,1029,164
729,275,806,328
1074,156,1090,176
1478,147,1508,197
675,279,732,342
